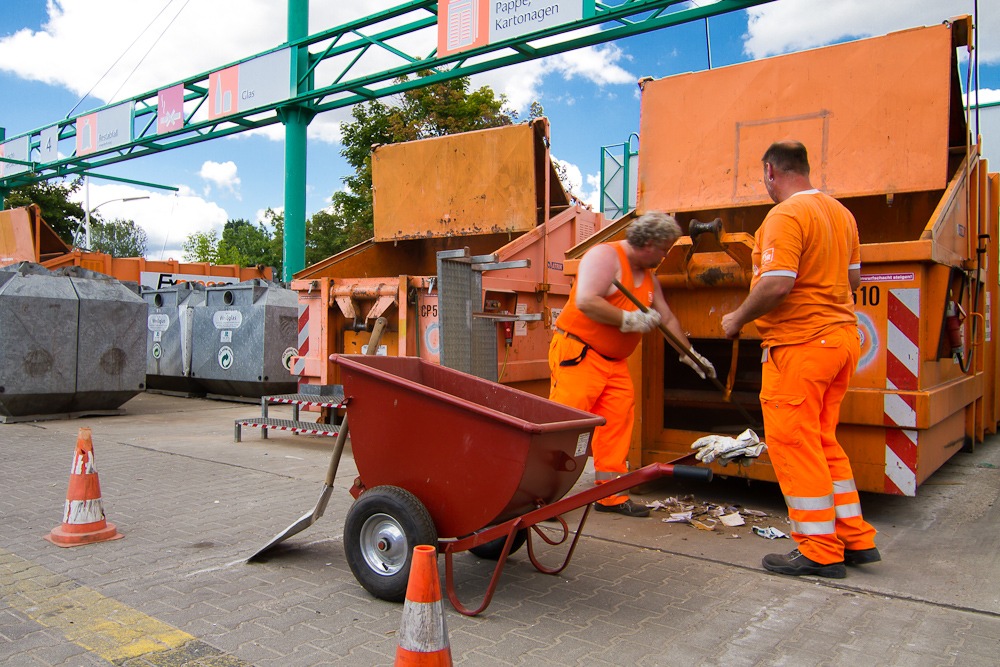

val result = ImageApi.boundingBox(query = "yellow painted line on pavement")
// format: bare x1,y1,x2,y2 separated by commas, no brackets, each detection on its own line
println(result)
0,548,250,666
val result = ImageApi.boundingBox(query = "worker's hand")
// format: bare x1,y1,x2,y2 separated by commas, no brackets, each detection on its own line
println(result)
620,308,661,333
680,349,716,379
721,312,742,339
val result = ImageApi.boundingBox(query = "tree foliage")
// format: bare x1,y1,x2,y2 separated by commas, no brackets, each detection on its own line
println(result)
3,179,85,243
181,209,284,277
182,230,219,264
89,218,148,257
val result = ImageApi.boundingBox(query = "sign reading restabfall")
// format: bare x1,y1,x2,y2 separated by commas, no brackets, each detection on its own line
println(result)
76,101,134,157
208,48,291,121
438,0,590,56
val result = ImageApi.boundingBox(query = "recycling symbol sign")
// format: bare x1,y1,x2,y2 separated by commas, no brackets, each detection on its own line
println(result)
218,345,234,370
152,342,162,360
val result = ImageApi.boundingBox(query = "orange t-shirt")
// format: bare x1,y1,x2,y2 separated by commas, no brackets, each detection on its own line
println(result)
555,241,655,359
752,190,860,347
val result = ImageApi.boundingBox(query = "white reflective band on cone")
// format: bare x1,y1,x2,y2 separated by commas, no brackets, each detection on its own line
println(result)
64,499,106,524
397,600,449,652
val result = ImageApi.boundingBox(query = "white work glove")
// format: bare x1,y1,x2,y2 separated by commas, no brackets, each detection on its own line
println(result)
619,308,661,333
680,349,717,379
691,429,762,464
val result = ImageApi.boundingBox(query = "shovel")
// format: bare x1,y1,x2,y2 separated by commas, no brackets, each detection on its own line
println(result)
247,316,388,562
611,279,760,429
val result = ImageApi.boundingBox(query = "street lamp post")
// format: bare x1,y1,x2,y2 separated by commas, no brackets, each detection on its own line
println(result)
79,177,150,248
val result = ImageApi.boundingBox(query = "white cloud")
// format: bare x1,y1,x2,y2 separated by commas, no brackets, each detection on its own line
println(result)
198,160,241,196
473,43,635,113
71,181,228,261
552,155,601,210
745,0,998,63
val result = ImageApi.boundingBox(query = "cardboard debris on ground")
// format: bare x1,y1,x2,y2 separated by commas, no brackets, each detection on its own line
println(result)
648,494,771,534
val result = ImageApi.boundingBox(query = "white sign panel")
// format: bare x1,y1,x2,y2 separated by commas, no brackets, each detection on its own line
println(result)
139,271,241,289
438,0,589,56
490,0,584,42
76,101,133,156
1,135,30,177
39,126,59,165
208,48,291,121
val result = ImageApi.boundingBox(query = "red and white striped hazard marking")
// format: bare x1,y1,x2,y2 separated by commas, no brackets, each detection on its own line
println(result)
268,396,346,410
293,300,309,377
237,420,339,437
884,288,919,496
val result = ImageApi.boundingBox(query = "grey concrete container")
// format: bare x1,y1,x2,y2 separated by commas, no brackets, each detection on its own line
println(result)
143,282,206,394
190,280,298,398
0,262,146,421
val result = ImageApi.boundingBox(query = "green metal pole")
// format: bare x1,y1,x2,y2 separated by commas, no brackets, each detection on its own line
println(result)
282,0,311,282
0,127,5,210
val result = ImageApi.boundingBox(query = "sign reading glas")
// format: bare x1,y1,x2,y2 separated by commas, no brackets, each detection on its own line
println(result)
208,49,291,121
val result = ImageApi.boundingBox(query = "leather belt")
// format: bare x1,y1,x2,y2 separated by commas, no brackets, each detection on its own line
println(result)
554,327,620,363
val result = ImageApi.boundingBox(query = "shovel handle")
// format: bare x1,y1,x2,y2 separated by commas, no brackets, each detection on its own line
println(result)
322,316,388,487
611,278,761,429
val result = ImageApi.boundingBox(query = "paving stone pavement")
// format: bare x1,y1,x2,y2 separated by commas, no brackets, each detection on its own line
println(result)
1,393,998,666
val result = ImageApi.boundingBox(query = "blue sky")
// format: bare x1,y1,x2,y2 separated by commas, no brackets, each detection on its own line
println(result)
1,0,998,262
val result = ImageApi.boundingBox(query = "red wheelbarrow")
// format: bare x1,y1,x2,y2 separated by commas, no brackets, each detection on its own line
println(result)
333,354,712,616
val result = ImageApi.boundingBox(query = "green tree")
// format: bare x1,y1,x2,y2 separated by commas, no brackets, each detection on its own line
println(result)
89,218,148,257
3,179,85,243
180,210,284,278
305,208,352,266
329,74,515,249
217,218,274,267
182,230,220,263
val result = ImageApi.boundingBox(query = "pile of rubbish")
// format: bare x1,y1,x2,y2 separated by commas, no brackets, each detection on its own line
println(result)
645,494,789,539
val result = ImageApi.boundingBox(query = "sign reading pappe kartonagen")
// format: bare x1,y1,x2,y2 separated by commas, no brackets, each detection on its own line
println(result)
438,0,589,56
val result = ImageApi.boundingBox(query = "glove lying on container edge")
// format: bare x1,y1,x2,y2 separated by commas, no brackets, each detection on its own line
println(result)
690,428,766,466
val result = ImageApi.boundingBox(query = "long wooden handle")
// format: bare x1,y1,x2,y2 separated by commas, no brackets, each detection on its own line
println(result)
611,279,760,428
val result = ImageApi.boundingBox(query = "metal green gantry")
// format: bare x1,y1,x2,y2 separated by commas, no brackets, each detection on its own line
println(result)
0,0,775,281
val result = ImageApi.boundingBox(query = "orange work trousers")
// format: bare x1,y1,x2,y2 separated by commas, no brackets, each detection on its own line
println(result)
548,332,633,506
761,324,877,564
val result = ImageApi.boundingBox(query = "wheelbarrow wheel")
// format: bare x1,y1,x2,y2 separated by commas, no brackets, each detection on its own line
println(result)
344,485,437,602
469,529,528,561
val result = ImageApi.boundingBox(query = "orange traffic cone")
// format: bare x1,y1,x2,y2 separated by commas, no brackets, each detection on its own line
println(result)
395,545,452,666
44,427,123,547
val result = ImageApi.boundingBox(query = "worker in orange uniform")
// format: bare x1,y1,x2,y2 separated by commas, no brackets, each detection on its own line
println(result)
722,141,880,578
550,211,716,517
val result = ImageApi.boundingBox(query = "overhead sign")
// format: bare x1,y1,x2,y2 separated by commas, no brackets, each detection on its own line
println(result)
0,135,30,177
76,101,134,157
157,84,185,134
39,126,59,165
438,0,591,56
208,48,291,121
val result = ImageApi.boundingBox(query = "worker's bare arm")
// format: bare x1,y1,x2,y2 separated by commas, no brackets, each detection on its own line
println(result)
575,244,626,326
721,274,794,338
849,268,861,293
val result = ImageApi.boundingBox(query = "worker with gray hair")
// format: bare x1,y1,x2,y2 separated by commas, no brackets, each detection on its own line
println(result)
549,210,716,517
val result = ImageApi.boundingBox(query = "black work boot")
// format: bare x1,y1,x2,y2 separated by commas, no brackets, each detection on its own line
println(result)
593,499,650,518
762,549,846,579
844,547,881,565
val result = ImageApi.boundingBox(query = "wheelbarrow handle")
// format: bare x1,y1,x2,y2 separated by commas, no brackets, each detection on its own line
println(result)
671,464,714,483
